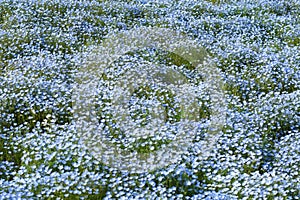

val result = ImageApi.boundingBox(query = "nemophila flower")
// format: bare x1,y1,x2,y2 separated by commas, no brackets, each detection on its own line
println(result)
0,0,300,199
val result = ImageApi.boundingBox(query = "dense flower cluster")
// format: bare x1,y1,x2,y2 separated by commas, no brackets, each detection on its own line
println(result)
0,0,299,199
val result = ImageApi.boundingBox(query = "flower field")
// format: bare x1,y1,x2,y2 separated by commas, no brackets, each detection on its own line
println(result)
0,0,300,199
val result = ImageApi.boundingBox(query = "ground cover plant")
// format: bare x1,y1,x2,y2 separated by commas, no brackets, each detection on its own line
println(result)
0,0,300,199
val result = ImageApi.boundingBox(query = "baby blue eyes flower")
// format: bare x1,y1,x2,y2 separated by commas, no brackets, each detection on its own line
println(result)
1,0,300,199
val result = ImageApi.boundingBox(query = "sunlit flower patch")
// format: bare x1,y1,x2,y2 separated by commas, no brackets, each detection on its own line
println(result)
0,0,299,199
